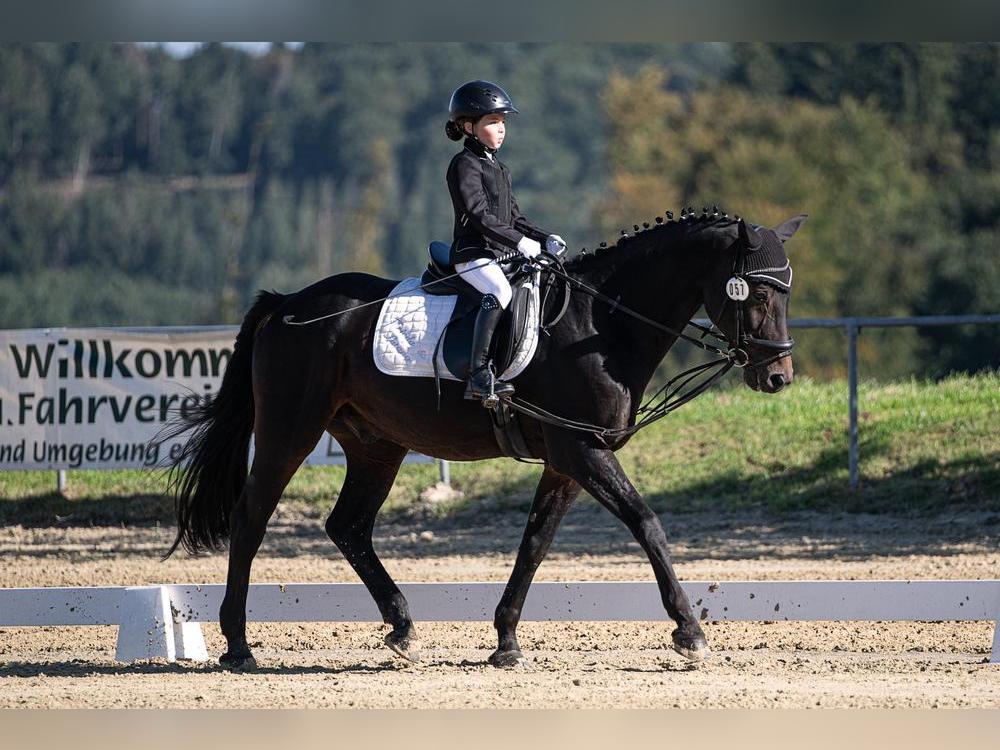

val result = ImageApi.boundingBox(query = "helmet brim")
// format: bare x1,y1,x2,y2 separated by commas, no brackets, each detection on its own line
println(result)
475,107,518,118
452,107,518,120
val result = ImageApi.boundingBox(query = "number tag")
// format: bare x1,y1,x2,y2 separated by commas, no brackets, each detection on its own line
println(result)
726,277,749,301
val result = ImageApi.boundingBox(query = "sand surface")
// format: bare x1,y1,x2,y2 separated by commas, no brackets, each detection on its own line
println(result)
1,502,998,707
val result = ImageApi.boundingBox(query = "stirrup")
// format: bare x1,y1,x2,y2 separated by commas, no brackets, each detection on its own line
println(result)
465,365,512,409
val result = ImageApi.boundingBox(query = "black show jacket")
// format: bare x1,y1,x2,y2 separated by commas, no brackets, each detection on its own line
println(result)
446,136,550,265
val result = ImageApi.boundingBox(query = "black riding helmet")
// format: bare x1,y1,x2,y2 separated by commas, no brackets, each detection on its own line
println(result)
445,80,518,142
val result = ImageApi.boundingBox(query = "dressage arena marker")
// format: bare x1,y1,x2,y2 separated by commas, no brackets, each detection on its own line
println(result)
1,580,997,664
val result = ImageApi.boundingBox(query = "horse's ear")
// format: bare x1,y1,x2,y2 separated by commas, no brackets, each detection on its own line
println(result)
773,213,808,242
738,218,763,251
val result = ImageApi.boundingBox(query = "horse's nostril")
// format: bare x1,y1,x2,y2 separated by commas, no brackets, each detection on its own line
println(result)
768,373,785,390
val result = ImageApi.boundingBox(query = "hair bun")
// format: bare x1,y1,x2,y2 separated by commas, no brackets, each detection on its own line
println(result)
444,120,463,141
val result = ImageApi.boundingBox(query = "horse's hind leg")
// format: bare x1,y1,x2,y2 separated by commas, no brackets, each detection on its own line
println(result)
490,467,581,667
219,428,325,671
323,435,418,660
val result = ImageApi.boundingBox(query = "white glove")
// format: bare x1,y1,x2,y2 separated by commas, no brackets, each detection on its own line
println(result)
517,235,542,259
546,234,568,255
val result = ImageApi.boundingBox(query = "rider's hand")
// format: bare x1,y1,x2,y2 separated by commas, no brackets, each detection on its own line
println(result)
517,236,542,259
546,234,568,256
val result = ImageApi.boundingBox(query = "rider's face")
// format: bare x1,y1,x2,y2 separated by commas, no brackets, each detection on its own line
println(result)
464,114,506,150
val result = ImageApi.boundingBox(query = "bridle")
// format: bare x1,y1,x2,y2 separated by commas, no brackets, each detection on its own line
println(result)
496,234,796,447
720,234,796,369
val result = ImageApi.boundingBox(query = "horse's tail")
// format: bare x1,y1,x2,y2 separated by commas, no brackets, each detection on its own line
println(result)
160,290,286,559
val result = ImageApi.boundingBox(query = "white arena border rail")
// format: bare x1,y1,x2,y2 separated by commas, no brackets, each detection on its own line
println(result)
1,580,998,664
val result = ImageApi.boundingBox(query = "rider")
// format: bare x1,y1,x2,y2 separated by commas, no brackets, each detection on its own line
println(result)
445,80,567,405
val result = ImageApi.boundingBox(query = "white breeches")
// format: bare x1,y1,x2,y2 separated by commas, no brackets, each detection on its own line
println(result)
454,258,513,309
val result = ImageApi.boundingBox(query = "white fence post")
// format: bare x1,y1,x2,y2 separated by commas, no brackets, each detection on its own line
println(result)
173,619,209,662
114,586,175,662
113,586,208,663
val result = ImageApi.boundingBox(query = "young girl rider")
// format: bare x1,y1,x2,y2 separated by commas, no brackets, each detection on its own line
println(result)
444,80,566,405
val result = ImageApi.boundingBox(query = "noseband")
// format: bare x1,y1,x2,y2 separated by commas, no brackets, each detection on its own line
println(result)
722,291,796,369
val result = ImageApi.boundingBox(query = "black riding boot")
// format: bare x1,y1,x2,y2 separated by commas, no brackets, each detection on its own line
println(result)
465,294,515,408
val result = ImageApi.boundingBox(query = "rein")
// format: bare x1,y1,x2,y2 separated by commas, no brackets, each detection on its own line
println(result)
499,247,794,447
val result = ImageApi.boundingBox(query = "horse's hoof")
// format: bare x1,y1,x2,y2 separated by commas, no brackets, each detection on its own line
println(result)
220,653,258,672
384,631,423,662
671,630,710,663
488,648,528,669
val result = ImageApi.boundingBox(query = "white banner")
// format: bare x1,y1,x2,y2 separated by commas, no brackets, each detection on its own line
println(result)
0,326,374,470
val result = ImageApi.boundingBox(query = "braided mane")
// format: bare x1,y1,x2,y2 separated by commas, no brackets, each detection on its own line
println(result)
564,208,741,274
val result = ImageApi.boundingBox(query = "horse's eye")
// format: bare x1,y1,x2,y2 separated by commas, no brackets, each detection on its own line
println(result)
753,290,768,302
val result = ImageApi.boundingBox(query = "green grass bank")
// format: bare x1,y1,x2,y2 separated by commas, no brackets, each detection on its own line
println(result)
1,374,997,527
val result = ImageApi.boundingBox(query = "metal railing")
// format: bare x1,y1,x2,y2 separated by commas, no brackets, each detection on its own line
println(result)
438,313,999,490
693,313,1000,489
18,316,997,493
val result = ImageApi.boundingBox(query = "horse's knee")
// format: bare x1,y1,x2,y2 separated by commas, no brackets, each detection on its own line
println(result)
623,503,661,536
635,506,660,530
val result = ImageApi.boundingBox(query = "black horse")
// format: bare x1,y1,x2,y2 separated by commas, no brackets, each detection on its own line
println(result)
161,210,806,671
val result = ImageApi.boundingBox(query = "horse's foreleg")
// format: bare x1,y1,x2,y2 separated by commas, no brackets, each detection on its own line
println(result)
549,436,709,662
490,467,580,668
324,436,416,660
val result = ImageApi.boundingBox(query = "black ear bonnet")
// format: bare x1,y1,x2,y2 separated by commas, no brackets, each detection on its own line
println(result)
743,226,792,291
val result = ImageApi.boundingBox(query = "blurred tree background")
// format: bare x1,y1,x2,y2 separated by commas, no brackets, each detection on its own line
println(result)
0,42,996,379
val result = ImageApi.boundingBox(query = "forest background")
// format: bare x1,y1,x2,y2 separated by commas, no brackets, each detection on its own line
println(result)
0,42,997,379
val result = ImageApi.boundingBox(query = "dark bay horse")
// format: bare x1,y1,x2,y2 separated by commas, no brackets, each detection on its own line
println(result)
161,211,806,671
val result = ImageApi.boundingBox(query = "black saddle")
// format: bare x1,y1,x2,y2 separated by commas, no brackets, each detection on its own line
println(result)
421,242,534,380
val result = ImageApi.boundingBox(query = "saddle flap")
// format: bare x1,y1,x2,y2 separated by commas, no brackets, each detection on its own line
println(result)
372,274,542,384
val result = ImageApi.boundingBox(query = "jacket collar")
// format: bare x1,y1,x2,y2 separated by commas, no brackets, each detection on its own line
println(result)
463,136,497,159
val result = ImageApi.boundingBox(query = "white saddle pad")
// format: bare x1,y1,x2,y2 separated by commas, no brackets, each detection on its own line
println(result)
373,274,540,381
